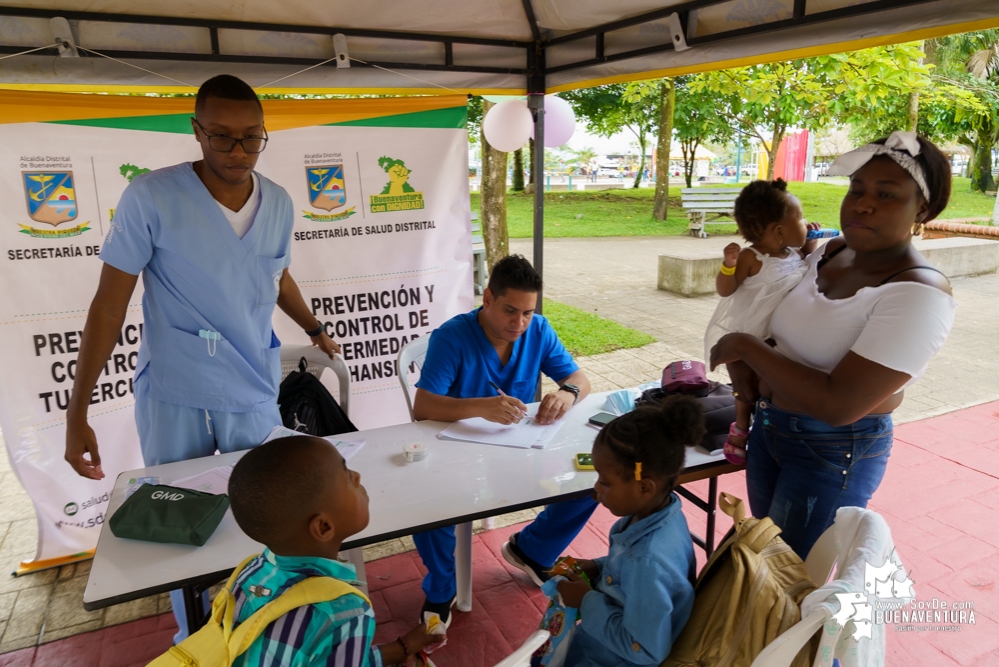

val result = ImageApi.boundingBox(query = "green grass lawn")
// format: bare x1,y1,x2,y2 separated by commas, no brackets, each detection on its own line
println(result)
542,298,655,357
470,177,996,239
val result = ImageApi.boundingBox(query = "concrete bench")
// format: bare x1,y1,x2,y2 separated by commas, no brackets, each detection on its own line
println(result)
658,237,999,297
682,187,741,238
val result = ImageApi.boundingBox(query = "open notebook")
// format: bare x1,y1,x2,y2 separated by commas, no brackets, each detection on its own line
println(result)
437,409,564,450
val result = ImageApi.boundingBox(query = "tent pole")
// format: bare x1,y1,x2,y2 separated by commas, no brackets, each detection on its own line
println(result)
528,47,546,313
528,43,545,401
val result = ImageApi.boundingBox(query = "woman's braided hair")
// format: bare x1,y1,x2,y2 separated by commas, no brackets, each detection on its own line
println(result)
595,395,705,494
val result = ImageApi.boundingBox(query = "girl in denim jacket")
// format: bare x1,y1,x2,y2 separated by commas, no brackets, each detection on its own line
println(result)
557,395,703,666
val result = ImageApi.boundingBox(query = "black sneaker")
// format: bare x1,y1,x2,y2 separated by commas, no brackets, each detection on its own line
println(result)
501,532,551,587
420,595,457,629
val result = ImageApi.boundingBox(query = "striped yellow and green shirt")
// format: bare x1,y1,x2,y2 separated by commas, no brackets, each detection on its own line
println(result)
231,549,384,667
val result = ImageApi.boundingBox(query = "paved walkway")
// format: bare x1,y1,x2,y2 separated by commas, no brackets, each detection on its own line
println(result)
2,233,998,663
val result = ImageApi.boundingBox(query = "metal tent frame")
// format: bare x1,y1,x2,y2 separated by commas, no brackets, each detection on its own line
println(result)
0,0,995,298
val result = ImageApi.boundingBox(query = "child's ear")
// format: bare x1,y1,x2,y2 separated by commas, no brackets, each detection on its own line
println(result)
309,512,337,543
639,478,658,499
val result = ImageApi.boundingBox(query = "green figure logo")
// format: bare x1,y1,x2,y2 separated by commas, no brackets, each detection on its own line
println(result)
64,502,79,517
370,156,424,213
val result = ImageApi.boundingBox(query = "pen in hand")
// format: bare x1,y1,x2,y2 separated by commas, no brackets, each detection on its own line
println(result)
488,381,527,422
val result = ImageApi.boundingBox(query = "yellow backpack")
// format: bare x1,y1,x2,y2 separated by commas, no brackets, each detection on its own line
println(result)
663,493,817,667
149,554,370,667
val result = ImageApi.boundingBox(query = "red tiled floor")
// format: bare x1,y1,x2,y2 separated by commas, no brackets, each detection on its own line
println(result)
10,401,999,666
0,648,35,667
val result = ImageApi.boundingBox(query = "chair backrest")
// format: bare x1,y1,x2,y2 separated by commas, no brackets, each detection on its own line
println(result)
396,335,430,422
750,508,895,667
492,630,550,667
803,524,838,586
279,344,351,417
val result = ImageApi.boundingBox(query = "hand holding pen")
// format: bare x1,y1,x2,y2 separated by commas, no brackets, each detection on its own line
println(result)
483,381,528,425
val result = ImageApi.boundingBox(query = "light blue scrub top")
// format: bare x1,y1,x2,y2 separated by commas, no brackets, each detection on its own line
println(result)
100,163,293,413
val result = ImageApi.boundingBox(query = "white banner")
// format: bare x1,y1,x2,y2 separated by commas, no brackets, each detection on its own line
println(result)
0,96,472,566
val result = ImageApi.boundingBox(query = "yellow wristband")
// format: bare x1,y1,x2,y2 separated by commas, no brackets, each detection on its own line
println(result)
719,263,736,276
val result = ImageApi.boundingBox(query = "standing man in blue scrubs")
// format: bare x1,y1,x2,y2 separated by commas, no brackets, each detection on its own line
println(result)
412,254,596,625
63,75,339,638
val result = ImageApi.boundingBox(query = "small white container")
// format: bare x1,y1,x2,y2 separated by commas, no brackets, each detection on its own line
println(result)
404,442,429,462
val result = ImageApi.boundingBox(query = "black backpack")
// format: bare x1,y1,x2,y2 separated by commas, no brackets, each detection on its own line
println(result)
636,381,736,452
278,358,358,437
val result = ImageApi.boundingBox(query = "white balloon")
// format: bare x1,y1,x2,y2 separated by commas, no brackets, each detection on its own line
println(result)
483,99,533,152
542,95,576,148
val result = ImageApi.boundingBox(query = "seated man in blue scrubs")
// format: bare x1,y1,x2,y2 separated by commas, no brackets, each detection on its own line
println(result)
63,75,339,640
412,254,596,624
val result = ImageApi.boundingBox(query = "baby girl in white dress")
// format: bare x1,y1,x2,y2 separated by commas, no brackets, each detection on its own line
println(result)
704,178,821,464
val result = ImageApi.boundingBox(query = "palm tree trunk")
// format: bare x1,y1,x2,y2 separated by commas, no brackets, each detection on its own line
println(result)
512,148,525,191
653,79,675,221
479,101,509,268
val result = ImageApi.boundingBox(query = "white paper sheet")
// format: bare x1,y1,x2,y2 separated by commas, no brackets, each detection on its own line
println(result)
263,425,366,461
170,466,234,495
437,411,565,450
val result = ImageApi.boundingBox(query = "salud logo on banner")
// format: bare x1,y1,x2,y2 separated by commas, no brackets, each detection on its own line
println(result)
303,163,356,222
370,156,425,213
20,171,90,238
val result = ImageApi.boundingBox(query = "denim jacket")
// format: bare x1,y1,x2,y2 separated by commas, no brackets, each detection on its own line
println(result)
566,493,696,666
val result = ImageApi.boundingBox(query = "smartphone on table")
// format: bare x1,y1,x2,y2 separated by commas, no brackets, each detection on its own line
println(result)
588,412,616,427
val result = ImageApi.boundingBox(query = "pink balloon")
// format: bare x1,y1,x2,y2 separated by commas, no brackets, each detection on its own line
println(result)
528,95,577,147
483,99,533,152
543,95,576,148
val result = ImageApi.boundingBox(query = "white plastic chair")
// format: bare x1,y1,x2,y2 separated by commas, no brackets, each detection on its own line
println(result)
750,509,896,667
398,333,498,538
396,335,430,422
278,344,366,592
279,344,351,417
492,630,550,667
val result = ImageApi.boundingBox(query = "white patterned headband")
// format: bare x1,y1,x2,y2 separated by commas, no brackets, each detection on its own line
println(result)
827,131,931,201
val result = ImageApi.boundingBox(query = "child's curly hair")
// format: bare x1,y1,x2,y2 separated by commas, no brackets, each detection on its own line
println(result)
595,395,705,494
732,178,793,243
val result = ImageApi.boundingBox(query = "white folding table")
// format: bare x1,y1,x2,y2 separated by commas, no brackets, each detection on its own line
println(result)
83,392,736,630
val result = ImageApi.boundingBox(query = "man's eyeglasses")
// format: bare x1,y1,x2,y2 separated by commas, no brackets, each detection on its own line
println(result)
193,118,268,154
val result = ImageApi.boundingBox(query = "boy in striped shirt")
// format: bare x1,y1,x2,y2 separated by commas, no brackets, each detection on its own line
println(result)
228,435,445,666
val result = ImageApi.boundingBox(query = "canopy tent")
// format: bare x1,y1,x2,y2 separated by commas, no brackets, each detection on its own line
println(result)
2,0,998,289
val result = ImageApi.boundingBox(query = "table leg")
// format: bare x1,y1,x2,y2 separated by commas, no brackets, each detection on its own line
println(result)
344,547,369,597
182,584,206,633
706,476,718,556
455,521,473,612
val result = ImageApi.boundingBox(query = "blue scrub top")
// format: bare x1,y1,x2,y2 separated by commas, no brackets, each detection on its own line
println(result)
100,163,293,412
415,308,578,404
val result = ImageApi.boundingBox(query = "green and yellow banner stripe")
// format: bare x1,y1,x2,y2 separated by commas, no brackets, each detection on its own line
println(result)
0,90,466,131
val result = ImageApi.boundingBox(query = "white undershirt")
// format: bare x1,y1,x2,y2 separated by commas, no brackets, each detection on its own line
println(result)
217,172,260,239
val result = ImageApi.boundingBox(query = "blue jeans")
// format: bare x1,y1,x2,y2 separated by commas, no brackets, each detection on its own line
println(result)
746,400,893,560
413,495,598,603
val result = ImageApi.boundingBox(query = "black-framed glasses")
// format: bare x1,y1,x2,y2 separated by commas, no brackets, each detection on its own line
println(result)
193,118,268,154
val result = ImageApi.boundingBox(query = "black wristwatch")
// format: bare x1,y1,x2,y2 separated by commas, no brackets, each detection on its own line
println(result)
305,323,324,337
559,383,580,404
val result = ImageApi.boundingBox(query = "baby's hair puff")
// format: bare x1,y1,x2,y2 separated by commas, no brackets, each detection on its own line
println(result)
732,178,794,244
